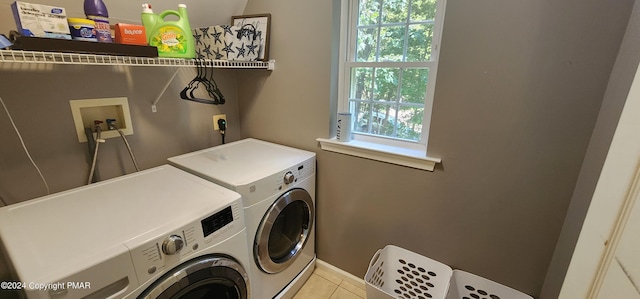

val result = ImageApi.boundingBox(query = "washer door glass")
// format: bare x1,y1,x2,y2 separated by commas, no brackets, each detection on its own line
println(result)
138,256,249,299
255,188,314,274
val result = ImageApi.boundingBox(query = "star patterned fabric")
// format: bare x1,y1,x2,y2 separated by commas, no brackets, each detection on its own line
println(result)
246,41,259,56
192,24,263,61
200,27,211,39
235,43,246,58
193,32,203,46
213,28,222,44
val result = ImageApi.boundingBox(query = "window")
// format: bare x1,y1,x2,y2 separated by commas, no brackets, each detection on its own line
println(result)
319,0,444,171
344,0,445,147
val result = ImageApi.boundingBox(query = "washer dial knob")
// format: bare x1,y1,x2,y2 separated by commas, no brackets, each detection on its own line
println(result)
284,171,295,184
162,235,184,255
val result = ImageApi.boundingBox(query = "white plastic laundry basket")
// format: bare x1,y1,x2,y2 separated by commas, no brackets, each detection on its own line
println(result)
446,270,533,299
365,245,453,299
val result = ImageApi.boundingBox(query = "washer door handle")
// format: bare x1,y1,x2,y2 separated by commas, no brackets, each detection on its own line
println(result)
254,188,314,274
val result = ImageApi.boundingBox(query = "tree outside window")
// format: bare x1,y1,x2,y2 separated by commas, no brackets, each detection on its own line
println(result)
346,0,441,143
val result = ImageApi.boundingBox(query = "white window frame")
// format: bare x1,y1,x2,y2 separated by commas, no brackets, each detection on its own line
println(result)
318,0,445,171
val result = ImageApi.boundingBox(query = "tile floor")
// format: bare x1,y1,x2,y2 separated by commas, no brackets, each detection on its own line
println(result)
293,267,367,299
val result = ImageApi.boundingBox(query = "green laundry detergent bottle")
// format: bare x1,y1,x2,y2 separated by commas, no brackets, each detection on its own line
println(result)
141,3,195,58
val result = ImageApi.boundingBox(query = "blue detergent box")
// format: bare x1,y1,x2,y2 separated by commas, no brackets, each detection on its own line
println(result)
11,1,71,39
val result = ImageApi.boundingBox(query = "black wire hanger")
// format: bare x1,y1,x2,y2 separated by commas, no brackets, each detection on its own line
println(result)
179,59,225,105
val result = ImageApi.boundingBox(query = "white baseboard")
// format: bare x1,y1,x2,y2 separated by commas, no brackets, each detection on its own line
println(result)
316,259,366,290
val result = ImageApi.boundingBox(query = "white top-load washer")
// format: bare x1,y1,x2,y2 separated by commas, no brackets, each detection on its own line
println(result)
168,138,316,299
0,165,252,299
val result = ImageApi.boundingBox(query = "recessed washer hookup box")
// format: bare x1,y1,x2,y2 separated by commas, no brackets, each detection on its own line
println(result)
11,1,72,39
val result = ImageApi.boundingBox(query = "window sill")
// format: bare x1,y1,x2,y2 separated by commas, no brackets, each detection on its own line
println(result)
316,138,441,171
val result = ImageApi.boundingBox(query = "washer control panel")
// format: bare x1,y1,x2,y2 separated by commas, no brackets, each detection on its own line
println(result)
237,156,316,206
128,200,243,285
278,157,315,189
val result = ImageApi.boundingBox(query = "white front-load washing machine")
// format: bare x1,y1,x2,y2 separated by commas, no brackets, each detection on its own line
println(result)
0,165,252,299
168,138,316,299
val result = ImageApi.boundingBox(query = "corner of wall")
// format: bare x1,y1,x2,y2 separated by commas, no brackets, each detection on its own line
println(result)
539,1,640,297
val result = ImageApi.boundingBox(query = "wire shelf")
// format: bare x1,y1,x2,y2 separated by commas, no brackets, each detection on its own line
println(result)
0,49,274,70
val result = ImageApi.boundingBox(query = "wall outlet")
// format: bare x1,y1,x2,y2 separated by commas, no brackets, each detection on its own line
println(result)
213,114,227,131
70,97,133,143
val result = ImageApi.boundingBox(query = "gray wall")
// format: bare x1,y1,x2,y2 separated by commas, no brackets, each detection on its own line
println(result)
239,0,634,297
0,65,246,199
540,0,640,297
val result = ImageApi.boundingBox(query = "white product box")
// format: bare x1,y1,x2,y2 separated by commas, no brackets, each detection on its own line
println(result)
11,1,71,39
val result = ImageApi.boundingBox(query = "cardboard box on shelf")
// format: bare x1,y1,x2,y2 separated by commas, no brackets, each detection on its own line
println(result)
11,1,71,39
114,24,147,46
